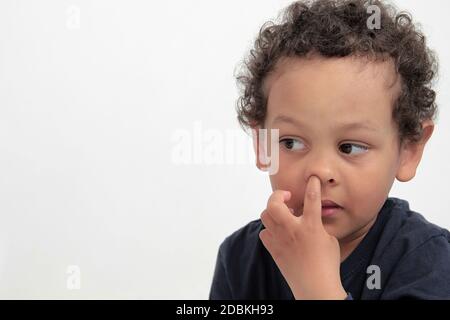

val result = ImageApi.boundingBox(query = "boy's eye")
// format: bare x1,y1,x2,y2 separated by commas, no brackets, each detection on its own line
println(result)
279,139,369,155
339,143,369,155
279,138,305,151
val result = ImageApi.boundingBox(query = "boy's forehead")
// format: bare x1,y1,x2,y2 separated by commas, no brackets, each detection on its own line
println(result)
264,55,401,128
265,55,401,99
270,112,385,137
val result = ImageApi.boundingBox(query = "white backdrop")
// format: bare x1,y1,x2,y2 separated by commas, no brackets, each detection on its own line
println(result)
0,0,449,299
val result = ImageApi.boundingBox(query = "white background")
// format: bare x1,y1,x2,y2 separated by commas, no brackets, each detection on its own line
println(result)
0,0,449,299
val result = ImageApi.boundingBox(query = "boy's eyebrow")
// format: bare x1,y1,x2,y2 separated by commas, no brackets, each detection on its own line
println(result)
272,115,379,132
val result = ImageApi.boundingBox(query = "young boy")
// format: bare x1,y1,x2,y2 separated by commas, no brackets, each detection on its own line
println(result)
209,0,450,299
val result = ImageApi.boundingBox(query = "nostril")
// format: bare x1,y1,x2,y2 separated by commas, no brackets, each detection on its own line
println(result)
328,178,335,183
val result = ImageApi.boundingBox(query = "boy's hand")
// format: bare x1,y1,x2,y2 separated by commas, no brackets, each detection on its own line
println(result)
259,175,347,300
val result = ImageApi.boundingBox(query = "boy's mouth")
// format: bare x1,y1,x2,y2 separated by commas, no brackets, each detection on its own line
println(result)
321,199,342,209
297,199,343,217
300,199,343,208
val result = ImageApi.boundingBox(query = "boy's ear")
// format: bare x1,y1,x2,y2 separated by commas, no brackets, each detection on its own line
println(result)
396,119,434,182
251,125,266,171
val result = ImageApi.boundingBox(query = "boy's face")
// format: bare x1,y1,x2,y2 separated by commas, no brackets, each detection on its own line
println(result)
256,55,430,242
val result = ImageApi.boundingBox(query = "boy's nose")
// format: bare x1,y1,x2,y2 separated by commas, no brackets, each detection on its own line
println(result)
306,175,336,186
303,153,337,186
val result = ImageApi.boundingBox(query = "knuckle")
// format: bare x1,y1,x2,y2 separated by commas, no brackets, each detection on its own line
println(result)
267,201,282,213
259,230,267,241
291,228,302,241
259,230,272,246
285,233,296,244
268,190,284,204
280,228,297,244
261,215,271,229
260,210,267,220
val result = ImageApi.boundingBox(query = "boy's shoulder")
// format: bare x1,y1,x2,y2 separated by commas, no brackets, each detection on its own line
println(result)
366,197,450,299
376,197,450,255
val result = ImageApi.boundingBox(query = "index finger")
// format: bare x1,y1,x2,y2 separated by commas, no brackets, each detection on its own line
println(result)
302,175,322,226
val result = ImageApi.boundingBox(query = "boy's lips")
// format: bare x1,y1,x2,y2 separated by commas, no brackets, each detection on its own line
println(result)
321,199,342,208
300,199,343,208
298,199,343,217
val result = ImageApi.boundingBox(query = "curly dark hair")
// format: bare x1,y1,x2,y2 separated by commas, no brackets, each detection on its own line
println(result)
235,0,438,144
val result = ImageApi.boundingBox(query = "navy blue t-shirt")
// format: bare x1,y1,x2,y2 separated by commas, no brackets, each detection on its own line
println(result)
209,197,450,299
